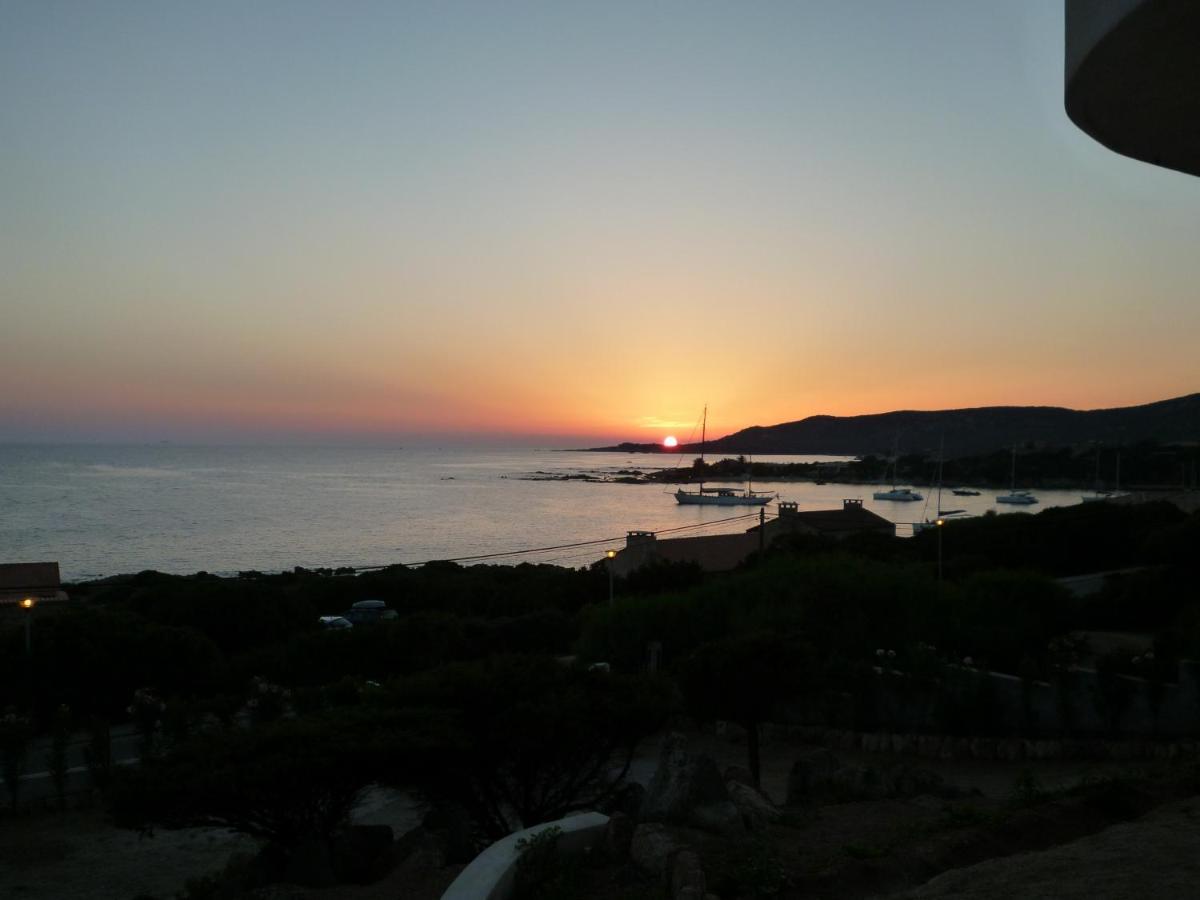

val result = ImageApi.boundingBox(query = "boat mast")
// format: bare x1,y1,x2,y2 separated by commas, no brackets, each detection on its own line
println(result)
699,404,707,495
936,435,944,516
1010,445,1017,491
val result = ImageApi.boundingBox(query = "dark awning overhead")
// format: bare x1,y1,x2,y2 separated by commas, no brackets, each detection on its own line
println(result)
1066,0,1200,178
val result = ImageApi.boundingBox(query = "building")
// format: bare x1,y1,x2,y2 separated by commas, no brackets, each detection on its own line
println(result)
757,499,896,542
0,562,70,609
607,529,761,577
604,499,895,576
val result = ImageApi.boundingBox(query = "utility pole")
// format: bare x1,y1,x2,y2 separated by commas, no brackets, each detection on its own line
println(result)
605,550,616,607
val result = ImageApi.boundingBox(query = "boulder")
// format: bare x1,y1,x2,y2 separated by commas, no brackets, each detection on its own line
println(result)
723,765,755,787
886,764,951,798
727,781,781,831
640,733,743,835
689,801,743,836
631,823,690,883
281,838,336,888
671,849,706,900
605,781,647,819
423,803,477,864
604,811,634,860
331,824,394,884
785,748,840,804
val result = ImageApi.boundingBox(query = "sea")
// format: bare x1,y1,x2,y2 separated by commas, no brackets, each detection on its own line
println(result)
0,444,1089,582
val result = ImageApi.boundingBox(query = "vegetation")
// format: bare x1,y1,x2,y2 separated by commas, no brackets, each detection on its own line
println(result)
3,498,1199,895
681,632,812,787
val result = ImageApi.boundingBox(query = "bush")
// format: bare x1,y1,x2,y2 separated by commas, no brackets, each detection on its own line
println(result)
109,707,431,848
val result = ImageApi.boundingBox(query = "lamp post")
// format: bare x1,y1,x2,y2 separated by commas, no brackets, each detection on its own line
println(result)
20,597,35,716
935,519,945,584
605,550,617,607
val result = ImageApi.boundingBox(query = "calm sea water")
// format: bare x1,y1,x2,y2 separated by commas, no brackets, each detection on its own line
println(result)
0,444,1087,581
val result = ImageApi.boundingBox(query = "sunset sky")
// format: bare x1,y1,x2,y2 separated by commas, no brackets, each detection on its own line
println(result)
3,1,1198,445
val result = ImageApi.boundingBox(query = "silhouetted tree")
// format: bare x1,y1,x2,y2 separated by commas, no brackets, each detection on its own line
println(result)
681,632,811,788
391,655,673,839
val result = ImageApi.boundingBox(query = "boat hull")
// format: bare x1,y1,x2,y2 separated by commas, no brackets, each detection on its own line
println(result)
996,492,1038,505
872,489,923,501
675,490,772,506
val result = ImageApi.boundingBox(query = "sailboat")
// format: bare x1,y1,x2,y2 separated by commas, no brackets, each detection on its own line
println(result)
1081,445,1111,503
674,406,775,506
996,446,1038,505
914,439,965,532
872,439,923,501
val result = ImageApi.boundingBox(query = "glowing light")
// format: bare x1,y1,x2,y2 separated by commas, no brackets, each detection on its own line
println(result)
663,435,678,448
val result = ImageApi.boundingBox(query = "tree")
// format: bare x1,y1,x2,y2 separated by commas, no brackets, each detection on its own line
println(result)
392,655,673,839
681,632,811,788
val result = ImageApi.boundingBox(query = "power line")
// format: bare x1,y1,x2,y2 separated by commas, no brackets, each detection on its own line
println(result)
353,510,775,571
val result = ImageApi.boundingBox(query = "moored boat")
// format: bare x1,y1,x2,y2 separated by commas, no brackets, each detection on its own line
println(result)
873,487,923,501
673,406,776,506
996,446,1038,505
872,439,922,501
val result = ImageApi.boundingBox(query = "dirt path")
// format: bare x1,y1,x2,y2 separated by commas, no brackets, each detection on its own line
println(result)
0,807,254,900
889,797,1200,899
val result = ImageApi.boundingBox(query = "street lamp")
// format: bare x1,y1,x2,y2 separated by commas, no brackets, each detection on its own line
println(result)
20,597,35,716
935,519,945,584
20,597,35,654
605,550,617,607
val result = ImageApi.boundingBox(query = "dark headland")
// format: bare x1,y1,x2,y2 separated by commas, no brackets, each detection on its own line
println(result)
588,393,1200,457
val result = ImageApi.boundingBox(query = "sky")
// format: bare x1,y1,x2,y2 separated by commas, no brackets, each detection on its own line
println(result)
3,1,1199,445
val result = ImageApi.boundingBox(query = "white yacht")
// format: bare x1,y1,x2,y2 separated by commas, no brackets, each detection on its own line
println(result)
673,406,775,507
996,446,1038,505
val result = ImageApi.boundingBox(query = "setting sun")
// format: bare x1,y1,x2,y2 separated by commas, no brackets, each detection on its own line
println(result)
663,436,678,448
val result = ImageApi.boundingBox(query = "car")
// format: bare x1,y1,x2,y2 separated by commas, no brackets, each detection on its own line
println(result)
318,615,353,630
341,599,399,625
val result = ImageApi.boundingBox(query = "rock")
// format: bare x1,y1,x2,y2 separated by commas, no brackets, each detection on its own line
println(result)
631,823,689,883
244,886,313,900
671,849,706,900
715,720,747,743
785,748,840,804
723,765,755,787
640,733,743,835
281,838,337,888
727,781,781,831
423,803,477,864
887,765,948,798
331,824,394,884
689,802,743,836
604,811,634,860
605,781,646,819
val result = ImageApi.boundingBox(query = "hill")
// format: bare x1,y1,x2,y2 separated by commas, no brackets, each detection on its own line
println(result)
595,393,1200,457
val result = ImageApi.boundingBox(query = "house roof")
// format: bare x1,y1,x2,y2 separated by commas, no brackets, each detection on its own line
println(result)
0,562,67,605
0,562,61,590
637,533,761,573
786,505,894,535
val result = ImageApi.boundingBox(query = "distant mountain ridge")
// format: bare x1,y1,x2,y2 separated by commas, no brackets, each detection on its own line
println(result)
599,394,1200,458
